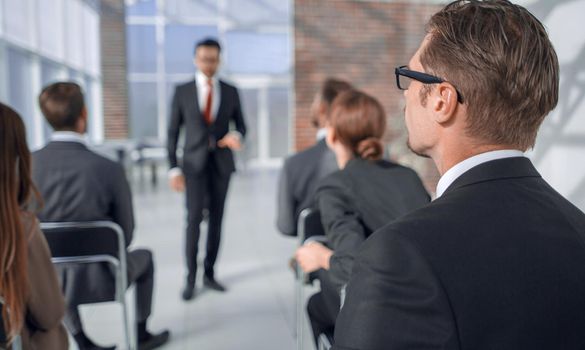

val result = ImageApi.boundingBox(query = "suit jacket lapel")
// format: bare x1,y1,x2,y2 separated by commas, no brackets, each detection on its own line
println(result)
187,80,200,116
443,157,541,196
214,80,227,125
187,80,208,128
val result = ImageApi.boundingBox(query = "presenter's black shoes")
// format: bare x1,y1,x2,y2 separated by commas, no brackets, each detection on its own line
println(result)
181,284,195,301
203,275,227,292
138,330,170,350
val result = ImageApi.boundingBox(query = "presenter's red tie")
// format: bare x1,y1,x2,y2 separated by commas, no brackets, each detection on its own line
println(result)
203,78,213,125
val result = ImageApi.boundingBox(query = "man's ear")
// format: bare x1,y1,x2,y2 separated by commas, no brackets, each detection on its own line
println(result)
433,83,458,124
318,103,329,127
77,107,88,134
325,126,336,148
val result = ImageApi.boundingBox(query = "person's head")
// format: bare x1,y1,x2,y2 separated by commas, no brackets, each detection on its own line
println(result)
194,38,221,78
310,78,353,128
0,103,36,342
326,90,386,168
39,82,87,133
401,0,558,160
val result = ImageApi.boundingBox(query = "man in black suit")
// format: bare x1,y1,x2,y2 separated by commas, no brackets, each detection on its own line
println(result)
276,78,352,236
167,38,246,300
33,82,169,350
333,1,585,349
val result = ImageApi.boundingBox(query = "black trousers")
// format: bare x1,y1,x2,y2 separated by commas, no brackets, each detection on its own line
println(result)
65,249,155,334
184,159,231,286
307,269,340,347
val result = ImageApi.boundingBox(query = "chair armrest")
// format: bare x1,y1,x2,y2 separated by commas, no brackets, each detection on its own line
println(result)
318,331,334,350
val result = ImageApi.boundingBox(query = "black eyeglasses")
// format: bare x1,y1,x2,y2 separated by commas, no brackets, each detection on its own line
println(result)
395,65,464,103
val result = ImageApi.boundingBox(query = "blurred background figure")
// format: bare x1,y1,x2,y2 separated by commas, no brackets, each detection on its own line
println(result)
276,78,351,237
167,38,247,300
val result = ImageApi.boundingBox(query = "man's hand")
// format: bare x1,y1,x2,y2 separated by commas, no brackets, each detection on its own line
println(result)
217,133,242,150
169,173,186,192
295,241,333,273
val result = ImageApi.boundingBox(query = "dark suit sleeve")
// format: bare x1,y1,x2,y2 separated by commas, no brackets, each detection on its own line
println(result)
276,159,296,236
231,88,247,138
317,176,367,290
333,232,457,350
111,164,135,246
167,87,183,169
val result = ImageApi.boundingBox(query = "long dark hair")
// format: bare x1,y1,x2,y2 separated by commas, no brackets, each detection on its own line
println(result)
0,103,38,342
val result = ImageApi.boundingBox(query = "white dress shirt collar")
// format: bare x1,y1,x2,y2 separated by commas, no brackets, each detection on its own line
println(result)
51,131,88,145
435,149,525,198
195,70,218,86
316,128,328,141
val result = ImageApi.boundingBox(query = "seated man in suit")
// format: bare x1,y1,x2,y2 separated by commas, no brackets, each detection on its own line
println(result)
32,82,169,350
276,78,352,236
333,1,585,350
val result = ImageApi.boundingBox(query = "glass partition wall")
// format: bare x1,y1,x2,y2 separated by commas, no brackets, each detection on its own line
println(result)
0,0,102,149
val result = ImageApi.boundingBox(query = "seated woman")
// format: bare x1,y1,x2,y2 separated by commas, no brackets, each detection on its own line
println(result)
295,90,430,343
0,103,68,349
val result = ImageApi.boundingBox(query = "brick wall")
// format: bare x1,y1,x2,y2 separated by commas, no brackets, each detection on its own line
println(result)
294,0,441,193
100,0,129,140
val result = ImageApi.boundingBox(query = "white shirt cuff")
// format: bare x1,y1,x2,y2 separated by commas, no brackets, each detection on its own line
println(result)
228,131,243,141
168,167,183,179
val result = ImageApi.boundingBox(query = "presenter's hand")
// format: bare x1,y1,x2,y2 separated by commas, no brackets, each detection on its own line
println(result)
295,242,333,273
169,173,185,192
218,134,242,151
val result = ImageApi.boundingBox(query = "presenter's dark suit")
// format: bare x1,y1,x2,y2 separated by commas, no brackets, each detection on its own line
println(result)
167,79,246,286
333,157,585,350
309,158,429,342
276,139,338,236
32,141,154,335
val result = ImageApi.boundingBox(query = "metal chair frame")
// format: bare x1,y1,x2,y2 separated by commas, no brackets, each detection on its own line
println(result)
296,209,332,350
318,332,333,350
40,221,136,350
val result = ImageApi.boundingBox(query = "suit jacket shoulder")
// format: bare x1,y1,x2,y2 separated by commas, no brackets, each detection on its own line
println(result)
334,157,585,350
176,80,196,90
219,79,237,91
316,158,429,234
34,142,121,170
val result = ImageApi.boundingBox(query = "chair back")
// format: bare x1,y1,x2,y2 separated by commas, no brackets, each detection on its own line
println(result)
296,208,326,350
318,330,334,350
297,208,324,244
40,221,135,349
40,221,128,300
40,221,125,265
